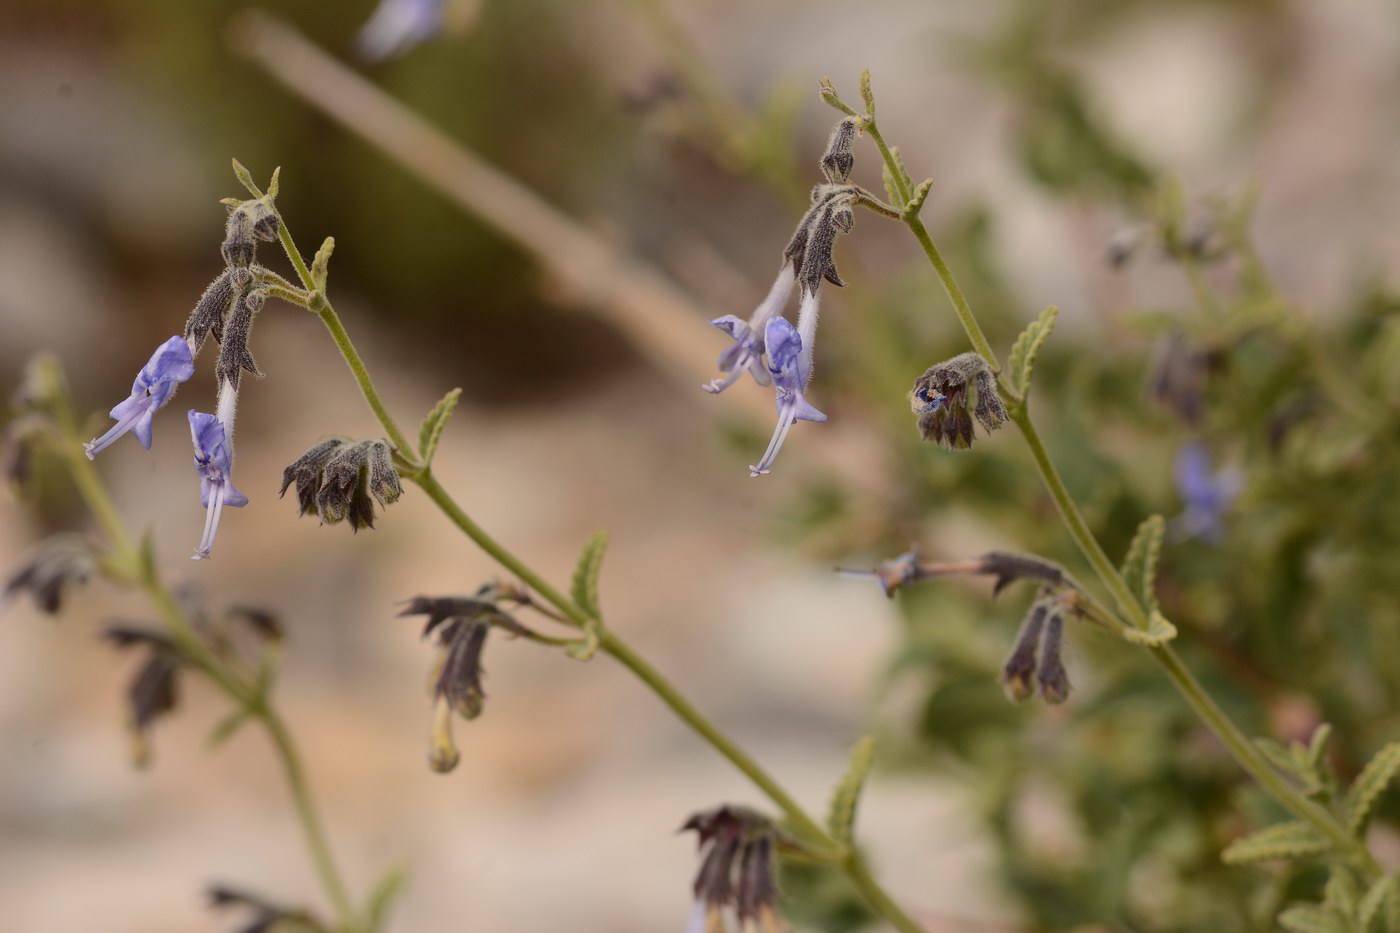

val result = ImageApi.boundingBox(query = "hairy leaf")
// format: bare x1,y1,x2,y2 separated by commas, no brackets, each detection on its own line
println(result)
1006,305,1059,396
827,736,877,845
570,529,608,620
418,388,462,465
1119,611,1178,647
1279,904,1349,933
1221,821,1331,864
1120,514,1165,615
1346,742,1400,835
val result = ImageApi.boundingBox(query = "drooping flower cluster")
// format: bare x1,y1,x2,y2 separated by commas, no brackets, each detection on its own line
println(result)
279,437,403,530
83,173,293,559
909,351,1008,449
843,548,1074,704
102,625,183,768
682,805,786,933
397,586,531,773
705,117,866,476
1,535,95,614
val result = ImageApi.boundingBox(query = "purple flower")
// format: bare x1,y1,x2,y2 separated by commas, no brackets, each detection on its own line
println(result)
84,336,195,459
703,268,795,395
356,0,443,61
1173,442,1242,542
749,297,826,477
188,411,248,561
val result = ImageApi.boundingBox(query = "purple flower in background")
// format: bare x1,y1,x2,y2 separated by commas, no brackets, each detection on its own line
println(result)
356,0,443,61
188,411,248,561
703,268,795,395
749,300,826,477
84,336,195,459
1173,442,1242,542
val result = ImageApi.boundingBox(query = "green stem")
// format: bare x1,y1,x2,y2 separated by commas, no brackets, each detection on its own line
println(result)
47,370,361,929
314,304,418,461
309,280,924,929
843,851,926,933
599,631,835,851
867,122,1380,875
261,706,359,926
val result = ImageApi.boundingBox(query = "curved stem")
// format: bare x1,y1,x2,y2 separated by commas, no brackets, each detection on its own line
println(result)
862,115,1380,877
313,303,418,460
46,370,361,929
260,706,359,925
308,279,926,929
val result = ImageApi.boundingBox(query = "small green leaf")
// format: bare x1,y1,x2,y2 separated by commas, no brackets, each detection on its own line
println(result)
1359,875,1397,931
1325,867,1361,920
570,530,608,619
1221,821,1331,864
1119,611,1177,647
311,236,335,290
1308,724,1335,771
1346,742,1400,836
1279,904,1349,933
565,619,601,662
903,179,933,217
417,388,462,465
826,737,877,845
1119,515,1165,615
1256,737,1303,778
364,865,409,933
231,158,259,197
1005,305,1059,396
205,710,251,749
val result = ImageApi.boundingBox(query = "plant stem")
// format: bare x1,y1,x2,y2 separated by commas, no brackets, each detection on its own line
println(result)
862,113,1381,878
303,253,927,931
47,368,361,929
314,303,418,461
260,705,359,925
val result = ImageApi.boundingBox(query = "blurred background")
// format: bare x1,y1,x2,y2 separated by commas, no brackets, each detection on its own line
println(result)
3,0,1400,931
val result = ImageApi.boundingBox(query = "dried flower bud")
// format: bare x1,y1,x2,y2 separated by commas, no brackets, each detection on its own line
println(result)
682,805,785,933
820,117,858,184
221,197,279,269
783,186,855,296
279,438,351,516
974,552,1066,597
399,593,521,773
1000,602,1047,703
1035,609,1071,704
911,352,1006,449
1148,332,1218,425
185,269,237,356
2,535,95,614
315,439,402,530
282,438,402,531
103,625,181,768
225,605,283,641
214,288,266,392
207,885,318,933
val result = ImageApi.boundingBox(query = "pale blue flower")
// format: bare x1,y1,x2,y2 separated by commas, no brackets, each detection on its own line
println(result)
188,411,248,561
84,336,194,459
1174,442,1242,542
356,0,443,61
749,297,826,477
703,268,794,394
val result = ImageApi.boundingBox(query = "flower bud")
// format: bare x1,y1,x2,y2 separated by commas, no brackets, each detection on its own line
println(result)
214,288,266,392
282,438,402,531
820,117,858,184
1000,602,1047,703
184,269,236,356
911,352,1006,449
103,625,182,768
1035,609,1071,704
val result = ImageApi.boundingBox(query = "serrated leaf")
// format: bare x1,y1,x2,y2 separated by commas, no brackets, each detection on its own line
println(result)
570,530,608,619
1279,904,1349,933
417,388,462,465
311,236,335,290
1119,515,1164,615
1346,742,1400,835
1360,875,1397,931
904,179,933,216
205,710,251,749
1257,737,1305,778
364,865,408,933
1119,611,1178,647
1325,867,1361,919
1005,306,1059,396
1221,821,1331,864
827,737,877,845
1308,724,1335,771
